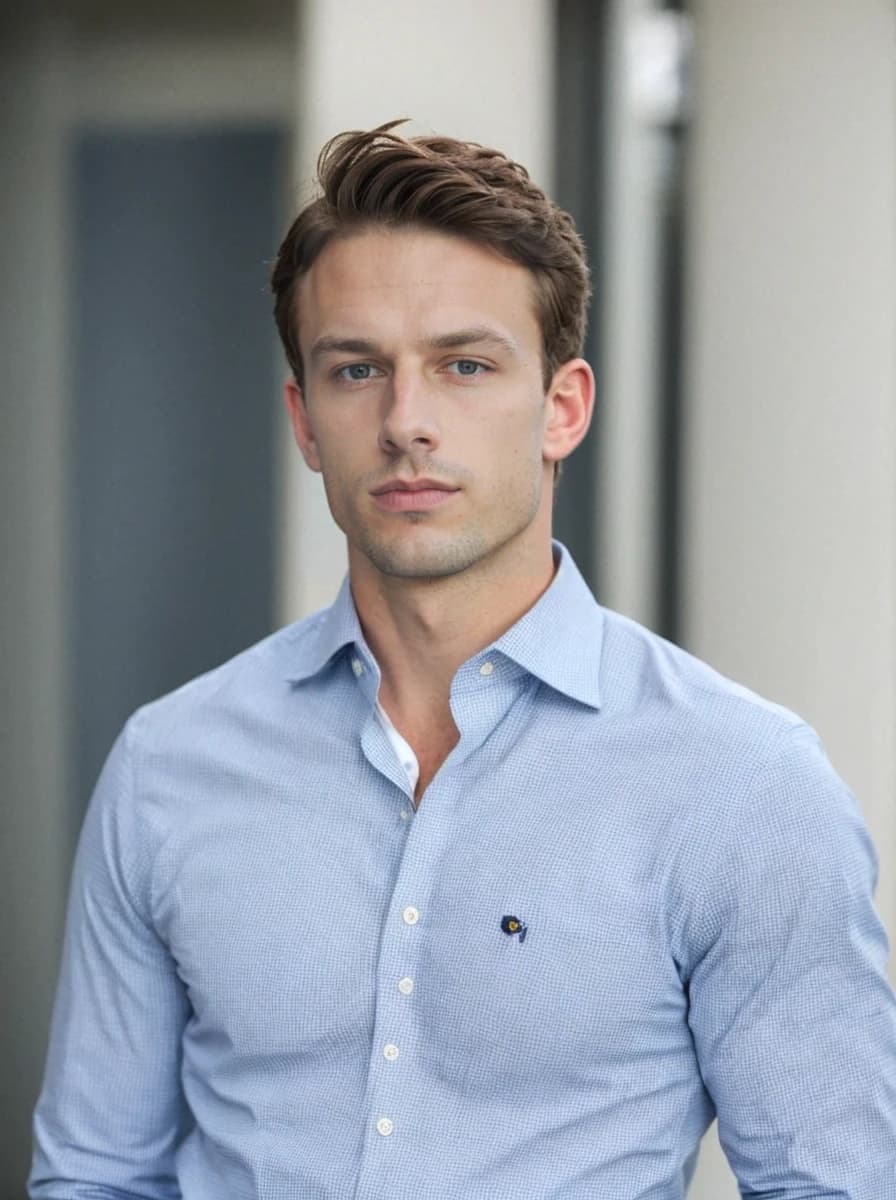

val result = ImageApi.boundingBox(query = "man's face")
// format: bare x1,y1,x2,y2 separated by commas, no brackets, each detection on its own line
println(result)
286,227,559,582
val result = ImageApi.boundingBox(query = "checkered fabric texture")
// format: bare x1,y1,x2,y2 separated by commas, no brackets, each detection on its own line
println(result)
30,544,896,1198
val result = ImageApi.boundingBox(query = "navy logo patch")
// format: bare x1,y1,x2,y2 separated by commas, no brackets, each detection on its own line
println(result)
500,915,528,943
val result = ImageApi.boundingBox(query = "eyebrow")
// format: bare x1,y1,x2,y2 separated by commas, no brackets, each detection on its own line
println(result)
308,326,521,363
309,336,380,361
426,327,521,356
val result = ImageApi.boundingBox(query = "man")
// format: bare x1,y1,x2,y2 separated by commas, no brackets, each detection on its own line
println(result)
30,122,896,1198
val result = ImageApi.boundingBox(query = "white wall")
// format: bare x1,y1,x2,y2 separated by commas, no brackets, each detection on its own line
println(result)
279,0,556,618
683,2,896,1194
684,0,896,963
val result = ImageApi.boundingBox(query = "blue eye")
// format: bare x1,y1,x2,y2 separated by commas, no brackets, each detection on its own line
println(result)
337,363,380,382
448,360,487,376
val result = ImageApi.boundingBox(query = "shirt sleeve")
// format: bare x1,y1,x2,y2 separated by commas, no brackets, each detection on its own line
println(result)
29,716,192,1199
684,723,896,1198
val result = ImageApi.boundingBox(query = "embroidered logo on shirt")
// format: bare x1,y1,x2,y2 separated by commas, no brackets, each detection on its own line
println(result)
500,915,528,943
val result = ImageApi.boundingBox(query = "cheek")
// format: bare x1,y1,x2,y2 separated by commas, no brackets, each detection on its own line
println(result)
308,435,351,503
310,417,357,474
467,394,544,450
495,402,548,467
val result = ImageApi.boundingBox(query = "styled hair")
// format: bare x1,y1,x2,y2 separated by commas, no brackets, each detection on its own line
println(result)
271,120,591,390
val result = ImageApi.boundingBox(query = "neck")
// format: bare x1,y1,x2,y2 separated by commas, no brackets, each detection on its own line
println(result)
349,534,557,714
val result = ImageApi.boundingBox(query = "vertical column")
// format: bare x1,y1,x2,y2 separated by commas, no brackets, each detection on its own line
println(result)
596,0,690,633
279,0,557,619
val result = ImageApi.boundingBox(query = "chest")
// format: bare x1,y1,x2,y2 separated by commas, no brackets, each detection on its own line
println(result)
152,739,694,1089
381,708,460,803
412,731,459,800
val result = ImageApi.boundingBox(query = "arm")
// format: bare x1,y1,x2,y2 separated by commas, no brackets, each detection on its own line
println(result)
685,725,896,1198
29,717,191,1199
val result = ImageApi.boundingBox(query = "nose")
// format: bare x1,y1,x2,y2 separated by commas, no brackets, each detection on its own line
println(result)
377,367,441,457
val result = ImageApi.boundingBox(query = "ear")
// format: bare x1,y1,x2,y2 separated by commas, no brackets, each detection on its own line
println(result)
542,358,595,466
284,377,322,473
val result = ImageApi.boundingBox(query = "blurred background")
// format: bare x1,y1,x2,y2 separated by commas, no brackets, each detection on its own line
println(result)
1,0,893,1195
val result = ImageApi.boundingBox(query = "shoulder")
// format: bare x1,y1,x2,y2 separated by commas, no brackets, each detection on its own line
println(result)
599,605,808,770
83,609,334,886
594,617,882,964
124,607,330,751
591,607,869,863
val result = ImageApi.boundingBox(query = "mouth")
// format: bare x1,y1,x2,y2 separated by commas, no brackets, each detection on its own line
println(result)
370,478,460,512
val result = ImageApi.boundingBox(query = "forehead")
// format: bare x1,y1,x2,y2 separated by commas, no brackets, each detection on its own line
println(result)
295,227,541,353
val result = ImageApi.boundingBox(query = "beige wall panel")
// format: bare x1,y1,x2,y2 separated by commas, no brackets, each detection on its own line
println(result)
280,0,555,618
684,2,895,1193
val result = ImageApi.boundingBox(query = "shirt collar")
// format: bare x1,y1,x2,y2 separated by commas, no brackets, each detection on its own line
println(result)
283,572,365,684
489,541,603,710
283,540,604,711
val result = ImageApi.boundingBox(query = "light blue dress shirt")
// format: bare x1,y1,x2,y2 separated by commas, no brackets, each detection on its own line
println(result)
30,543,896,1198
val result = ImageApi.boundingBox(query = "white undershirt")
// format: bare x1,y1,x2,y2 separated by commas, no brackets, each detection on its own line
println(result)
374,702,421,793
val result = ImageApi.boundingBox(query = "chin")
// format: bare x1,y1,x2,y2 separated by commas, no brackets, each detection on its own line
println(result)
361,528,490,580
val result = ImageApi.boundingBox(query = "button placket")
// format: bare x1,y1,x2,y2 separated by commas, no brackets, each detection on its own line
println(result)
360,778,457,1180
355,900,417,1163
380,908,415,1082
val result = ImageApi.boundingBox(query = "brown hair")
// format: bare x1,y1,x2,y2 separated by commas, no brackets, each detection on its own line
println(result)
271,120,591,390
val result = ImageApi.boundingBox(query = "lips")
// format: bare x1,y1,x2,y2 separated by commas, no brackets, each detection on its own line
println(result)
370,479,460,512
370,478,458,496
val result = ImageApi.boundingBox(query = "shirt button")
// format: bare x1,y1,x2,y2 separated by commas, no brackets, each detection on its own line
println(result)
479,661,494,676
400,809,412,822
383,1043,400,1061
397,976,414,995
351,658,364,677
376,1116,394,1137
402,905,420,925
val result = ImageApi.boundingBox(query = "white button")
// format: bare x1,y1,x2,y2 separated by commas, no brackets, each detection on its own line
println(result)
383,1043,400,1061
479,661,494,676
402,906,420,925
400,809,412,822
376,1116,394,1137
397,976,414,995
351,658,364,677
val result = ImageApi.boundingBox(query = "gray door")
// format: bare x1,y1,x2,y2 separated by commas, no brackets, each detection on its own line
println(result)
70,125,286,812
